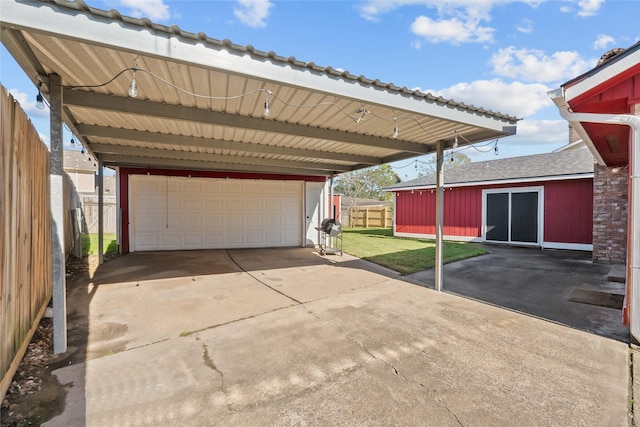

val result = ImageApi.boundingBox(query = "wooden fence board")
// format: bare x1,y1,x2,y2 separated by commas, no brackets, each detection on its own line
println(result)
1,86,52,401
346,207,393,228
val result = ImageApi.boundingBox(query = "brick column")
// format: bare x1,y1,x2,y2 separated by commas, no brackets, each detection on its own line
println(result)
593,163,628,263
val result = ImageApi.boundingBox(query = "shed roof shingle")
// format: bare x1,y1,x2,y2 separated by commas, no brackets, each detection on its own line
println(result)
386,146,594,190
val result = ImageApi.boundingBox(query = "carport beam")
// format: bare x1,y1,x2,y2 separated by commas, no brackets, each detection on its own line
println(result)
434,140,444,292
50,73,67,354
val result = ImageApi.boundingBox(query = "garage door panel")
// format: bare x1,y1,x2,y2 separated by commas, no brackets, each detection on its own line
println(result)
130,175,303,251
183,181,202,192
183,235,203,246
245,216,264,228
284,232,300,243
245,200,262,210
205,234,224,245
245,234,264,244
204,200,223,211
183,199,202,210
183,216,203,229
225,233,244,245
227,182,244,193
160,235,180,248
135,213,166,229
204,217,224,229
136,235,158,248
226,199,244,210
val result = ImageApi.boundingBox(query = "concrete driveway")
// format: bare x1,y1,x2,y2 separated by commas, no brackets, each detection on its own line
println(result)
408,245,629,342
46,248,629,426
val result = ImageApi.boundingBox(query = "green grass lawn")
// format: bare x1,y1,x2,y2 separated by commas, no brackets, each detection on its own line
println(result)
342,227,486,275
82,233,117,256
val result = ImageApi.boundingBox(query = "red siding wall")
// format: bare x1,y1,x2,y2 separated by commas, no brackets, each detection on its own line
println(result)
394,178,593,245
395,187,483,237
544,179,593,244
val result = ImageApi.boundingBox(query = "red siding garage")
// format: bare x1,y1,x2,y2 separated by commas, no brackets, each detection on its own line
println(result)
388,147,594,251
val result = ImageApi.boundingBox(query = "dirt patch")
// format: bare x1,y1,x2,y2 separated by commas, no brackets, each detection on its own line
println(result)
1,317,65,426
1,253,118,426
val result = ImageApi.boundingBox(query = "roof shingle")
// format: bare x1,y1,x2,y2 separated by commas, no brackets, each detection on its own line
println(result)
386,146,594,190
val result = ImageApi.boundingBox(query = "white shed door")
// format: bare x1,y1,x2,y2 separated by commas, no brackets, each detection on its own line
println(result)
130,175,302,251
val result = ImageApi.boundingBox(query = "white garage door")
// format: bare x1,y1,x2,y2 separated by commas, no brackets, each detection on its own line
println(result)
130,175,302,251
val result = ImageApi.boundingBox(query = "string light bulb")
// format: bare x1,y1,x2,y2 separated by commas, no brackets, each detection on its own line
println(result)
355,109,367,124
81,147,85,154
393,118,399,139
453,132,459,148
128,68,138,98
35,82,45,109
70,137,75,145
264,90,273,117
494,143,499,155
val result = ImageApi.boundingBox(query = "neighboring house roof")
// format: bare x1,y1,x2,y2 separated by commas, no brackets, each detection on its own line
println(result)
553,139,586,152
64,150,98,173
386,146,594,191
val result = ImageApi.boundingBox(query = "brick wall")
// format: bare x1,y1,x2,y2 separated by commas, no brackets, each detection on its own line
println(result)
593,163,628,263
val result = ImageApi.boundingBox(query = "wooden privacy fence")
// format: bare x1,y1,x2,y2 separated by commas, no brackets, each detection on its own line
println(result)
1,86,53,400
347,207,393,228
82,195,117,233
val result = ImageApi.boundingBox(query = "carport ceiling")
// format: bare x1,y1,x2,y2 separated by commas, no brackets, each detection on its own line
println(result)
2,0,518,177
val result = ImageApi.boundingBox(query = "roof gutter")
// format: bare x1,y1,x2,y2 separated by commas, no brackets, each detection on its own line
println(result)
549,88,640,342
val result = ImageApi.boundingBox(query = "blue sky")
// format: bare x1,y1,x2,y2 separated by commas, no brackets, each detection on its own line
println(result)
2,0,639,180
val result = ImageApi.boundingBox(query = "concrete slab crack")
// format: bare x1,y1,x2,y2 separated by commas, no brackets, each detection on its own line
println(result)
351,337,464,426
202,342,232,413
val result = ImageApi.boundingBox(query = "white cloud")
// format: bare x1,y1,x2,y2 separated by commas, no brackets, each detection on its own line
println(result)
428,79,552,118
515,18,533,34
557,0,604,17
507,119,569,145
234,0,274,28
577,0,604,17
117,0,170,21
490,47,594,84
357,0,407,22
593,34,616,50
411,15,494,44
8,88,49,118
358,1,498,44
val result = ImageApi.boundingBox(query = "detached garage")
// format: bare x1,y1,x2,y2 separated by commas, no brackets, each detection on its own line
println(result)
387,145,595,251
120,169,326,252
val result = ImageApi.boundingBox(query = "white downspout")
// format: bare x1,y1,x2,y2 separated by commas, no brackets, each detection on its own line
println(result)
550,90,640,342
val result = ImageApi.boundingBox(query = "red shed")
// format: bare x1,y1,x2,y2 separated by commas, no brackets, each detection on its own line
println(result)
387,146,594,250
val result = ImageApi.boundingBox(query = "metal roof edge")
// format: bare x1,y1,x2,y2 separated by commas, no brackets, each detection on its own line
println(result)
36,0,517,123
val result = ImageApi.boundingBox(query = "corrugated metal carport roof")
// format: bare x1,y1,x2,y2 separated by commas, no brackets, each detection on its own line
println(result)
1,0,518,176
